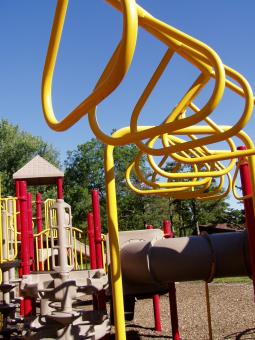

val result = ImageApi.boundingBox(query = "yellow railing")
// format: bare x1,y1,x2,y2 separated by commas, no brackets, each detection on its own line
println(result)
34,228,51,271
69,226,89,270
101,234,107,273
34,225,89,271
0,196,19,287
0,197,18,263
44,198,57,230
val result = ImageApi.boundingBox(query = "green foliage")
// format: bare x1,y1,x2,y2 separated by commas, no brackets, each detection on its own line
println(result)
143,196,170,228
213,276,251,284
169,198,231,236
64,138,149,231
223,208,245,227
64,139,104,229
0,119,60,196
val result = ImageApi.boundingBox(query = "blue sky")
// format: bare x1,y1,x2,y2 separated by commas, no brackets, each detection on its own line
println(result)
1,1,255,209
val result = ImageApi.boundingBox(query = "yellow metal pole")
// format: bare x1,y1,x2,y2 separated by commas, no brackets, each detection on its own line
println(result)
104,144,126,340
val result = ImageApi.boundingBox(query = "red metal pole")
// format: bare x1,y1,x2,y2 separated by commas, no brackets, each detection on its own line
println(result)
147,224,162,332
27,192,35,271
237,146,255,296
152,294,162,332
56,177,64,199
36,193,43,271
87,213,97,270
91,190,107,316
19,181,32,317
163,219,174,238
163,220,180,340
87,212,106,316
91,189,103,269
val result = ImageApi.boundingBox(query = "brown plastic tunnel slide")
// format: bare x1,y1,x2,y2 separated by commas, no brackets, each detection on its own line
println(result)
120,230,250,286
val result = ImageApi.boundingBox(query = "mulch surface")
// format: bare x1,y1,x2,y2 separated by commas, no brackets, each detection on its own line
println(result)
111,281,255,339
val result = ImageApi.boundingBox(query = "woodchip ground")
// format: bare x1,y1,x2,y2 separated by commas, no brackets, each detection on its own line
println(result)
1,281,254,339
111,281,255,339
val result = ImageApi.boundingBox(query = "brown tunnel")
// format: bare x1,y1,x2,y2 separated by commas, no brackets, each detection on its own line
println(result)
120,231,250,286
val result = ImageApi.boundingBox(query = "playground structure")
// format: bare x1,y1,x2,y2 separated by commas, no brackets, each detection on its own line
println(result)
0,157,252,340
1,0,255,339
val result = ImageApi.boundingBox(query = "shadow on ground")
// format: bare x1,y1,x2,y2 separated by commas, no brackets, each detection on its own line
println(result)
110,330,171,339
110,324,171,339
224,328,255,339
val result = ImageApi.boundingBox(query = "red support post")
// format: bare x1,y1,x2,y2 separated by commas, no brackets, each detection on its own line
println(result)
163,220,180,340
87,212,106,317
19,181,33,317
87,213,97,270
19,297,24,317
91,190,106,316
163,219,174,238
27,192,35,271
152,294,162,332
147,224,162,332
56,177,64,199
237,146,255,296
36,193,43,271
91,190,103,269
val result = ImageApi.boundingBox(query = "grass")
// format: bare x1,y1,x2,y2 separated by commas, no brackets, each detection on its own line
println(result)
213,276,252,284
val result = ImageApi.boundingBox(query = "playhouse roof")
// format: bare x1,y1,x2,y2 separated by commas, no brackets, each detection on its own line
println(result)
13,155,64,186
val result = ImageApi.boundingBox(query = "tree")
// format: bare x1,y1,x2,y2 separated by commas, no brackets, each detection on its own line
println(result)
64,138,104,228
180,198,230,235
224,208,245,227
0,119,60,196
64,138,152,231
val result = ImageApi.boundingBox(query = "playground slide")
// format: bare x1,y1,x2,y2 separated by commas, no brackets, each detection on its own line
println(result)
118,229,250,295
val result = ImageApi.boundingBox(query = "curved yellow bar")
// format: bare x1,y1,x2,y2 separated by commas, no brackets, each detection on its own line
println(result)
133,156,212,188
89,0,225,147
125,159,229,200
126,142,229,199
91,0,255,160
134,64,253,156
232,159,252,201
146,135,236,179
42,0,138,132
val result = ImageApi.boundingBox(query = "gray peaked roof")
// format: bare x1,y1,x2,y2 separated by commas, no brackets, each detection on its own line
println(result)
13,155,64,186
